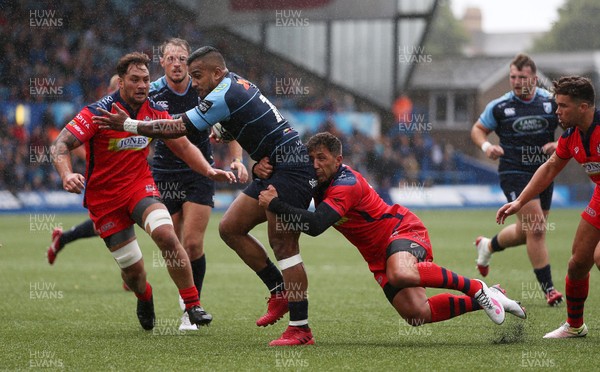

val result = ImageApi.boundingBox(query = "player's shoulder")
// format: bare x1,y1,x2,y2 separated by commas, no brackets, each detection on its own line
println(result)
536,88,554,100
149,76,168,95
487,92,513,110
331,165,358,187
87,92,118,115
561,127,576,139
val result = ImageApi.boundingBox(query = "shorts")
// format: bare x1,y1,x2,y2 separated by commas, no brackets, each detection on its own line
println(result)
370,211,434,290
582,185,600,230
500,173,554,211
244,146,316,209
89,179,160,239
152,169,215,214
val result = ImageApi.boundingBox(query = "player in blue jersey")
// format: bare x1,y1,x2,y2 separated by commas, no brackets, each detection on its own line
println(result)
471,54,563,306
149,38,248,330
93,46,318,346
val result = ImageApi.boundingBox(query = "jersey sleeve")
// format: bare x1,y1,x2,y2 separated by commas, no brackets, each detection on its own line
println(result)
65,107,98,143
182,78,232,132
478,99,498,130
321,180,361,218
555,132,573,159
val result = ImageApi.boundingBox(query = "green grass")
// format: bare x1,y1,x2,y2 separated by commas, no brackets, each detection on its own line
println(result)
0,209,597,371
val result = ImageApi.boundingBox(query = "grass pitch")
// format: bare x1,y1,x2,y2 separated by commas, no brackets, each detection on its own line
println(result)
0,209,598,371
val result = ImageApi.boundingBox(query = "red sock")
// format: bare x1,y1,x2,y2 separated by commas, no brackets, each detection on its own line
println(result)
566,274,589,328
428,293,481,323
179,286,200,310
417,262,482,297
134,282,152,302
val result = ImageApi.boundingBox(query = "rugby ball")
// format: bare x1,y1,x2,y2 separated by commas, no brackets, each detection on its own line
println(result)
212,122,234,143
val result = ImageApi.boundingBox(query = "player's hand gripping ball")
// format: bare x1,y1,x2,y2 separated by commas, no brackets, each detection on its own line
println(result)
212,122,235,143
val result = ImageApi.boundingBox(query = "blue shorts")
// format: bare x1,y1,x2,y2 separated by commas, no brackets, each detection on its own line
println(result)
500,173,553,211
244,146,316,209
152,169,215,214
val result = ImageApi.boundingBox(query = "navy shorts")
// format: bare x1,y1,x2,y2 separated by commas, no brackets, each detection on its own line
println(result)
244,146,316,209
152,169,215,214
499,173,553,211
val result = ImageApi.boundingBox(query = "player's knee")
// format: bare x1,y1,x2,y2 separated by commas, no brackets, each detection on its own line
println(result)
568,255,591,277
218,218,235,242
386,269,411,288
152,228,179,251
111,240,143,269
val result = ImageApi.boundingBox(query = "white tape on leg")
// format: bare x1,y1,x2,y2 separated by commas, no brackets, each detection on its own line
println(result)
144,209,173,233
111,239,143,268
278,254,303,270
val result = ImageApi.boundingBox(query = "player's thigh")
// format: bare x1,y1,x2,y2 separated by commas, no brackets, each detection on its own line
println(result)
571,218,600,265
266,209,300,259
220,192,266,235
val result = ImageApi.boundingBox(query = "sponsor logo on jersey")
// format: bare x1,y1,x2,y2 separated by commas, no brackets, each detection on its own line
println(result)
512,116,549,133
69,122,85,136
597,143,600,155
98,95,113,108
543,102,553,114
100,221,115,232
145,184,157,193
155,100,169,110
236,78,251,90
582,162,600,175
108,136,150,151
212,81,229,93
75,113,90,128
585,206,597,217
575,147,579,154
198,100,213,114
504,108,516,116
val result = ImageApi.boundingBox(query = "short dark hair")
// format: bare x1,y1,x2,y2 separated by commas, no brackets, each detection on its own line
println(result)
553,76,595,105
187,46,226,67
511,53,537,74
307,132,342,156
116,52,150,77
160,37,190,56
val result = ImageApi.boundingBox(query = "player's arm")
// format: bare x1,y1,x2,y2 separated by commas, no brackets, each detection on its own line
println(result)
163,137,236,183
259,185,341,236
50,128,86,194
227,141,248,183
497,152,569,223
93,104,188,138
471,120,504,160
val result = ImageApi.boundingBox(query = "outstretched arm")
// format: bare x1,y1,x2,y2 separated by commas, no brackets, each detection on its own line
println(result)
164,137,236,183
50,128,86,194
259,185,341,236
93,103,189,138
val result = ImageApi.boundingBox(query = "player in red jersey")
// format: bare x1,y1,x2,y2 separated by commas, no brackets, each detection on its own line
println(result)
498,76,600,338
257,132,526,330
50,52,235,330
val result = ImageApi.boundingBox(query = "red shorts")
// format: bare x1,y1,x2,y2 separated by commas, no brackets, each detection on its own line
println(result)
370,212,434,289
88,180,160,239
582,186,600,230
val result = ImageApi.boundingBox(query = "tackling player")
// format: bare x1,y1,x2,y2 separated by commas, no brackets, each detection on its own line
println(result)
471,54,562,306
498,76,600,338
51,52,235,330
256,132,526,329
93,46,317,346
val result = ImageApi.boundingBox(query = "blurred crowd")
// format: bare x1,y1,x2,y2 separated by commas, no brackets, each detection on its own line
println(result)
0,0,456,194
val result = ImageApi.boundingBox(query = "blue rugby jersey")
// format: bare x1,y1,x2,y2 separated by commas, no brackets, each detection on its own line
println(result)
182,72,301,162
479,88,559,175
149,76,213,171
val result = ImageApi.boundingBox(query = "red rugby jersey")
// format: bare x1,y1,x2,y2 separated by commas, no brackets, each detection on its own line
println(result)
315,165,411,264
65,91,170,210
556,110,600,185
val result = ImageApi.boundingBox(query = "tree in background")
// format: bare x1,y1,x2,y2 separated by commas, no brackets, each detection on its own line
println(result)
533,0,600,52
424,0,469,57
